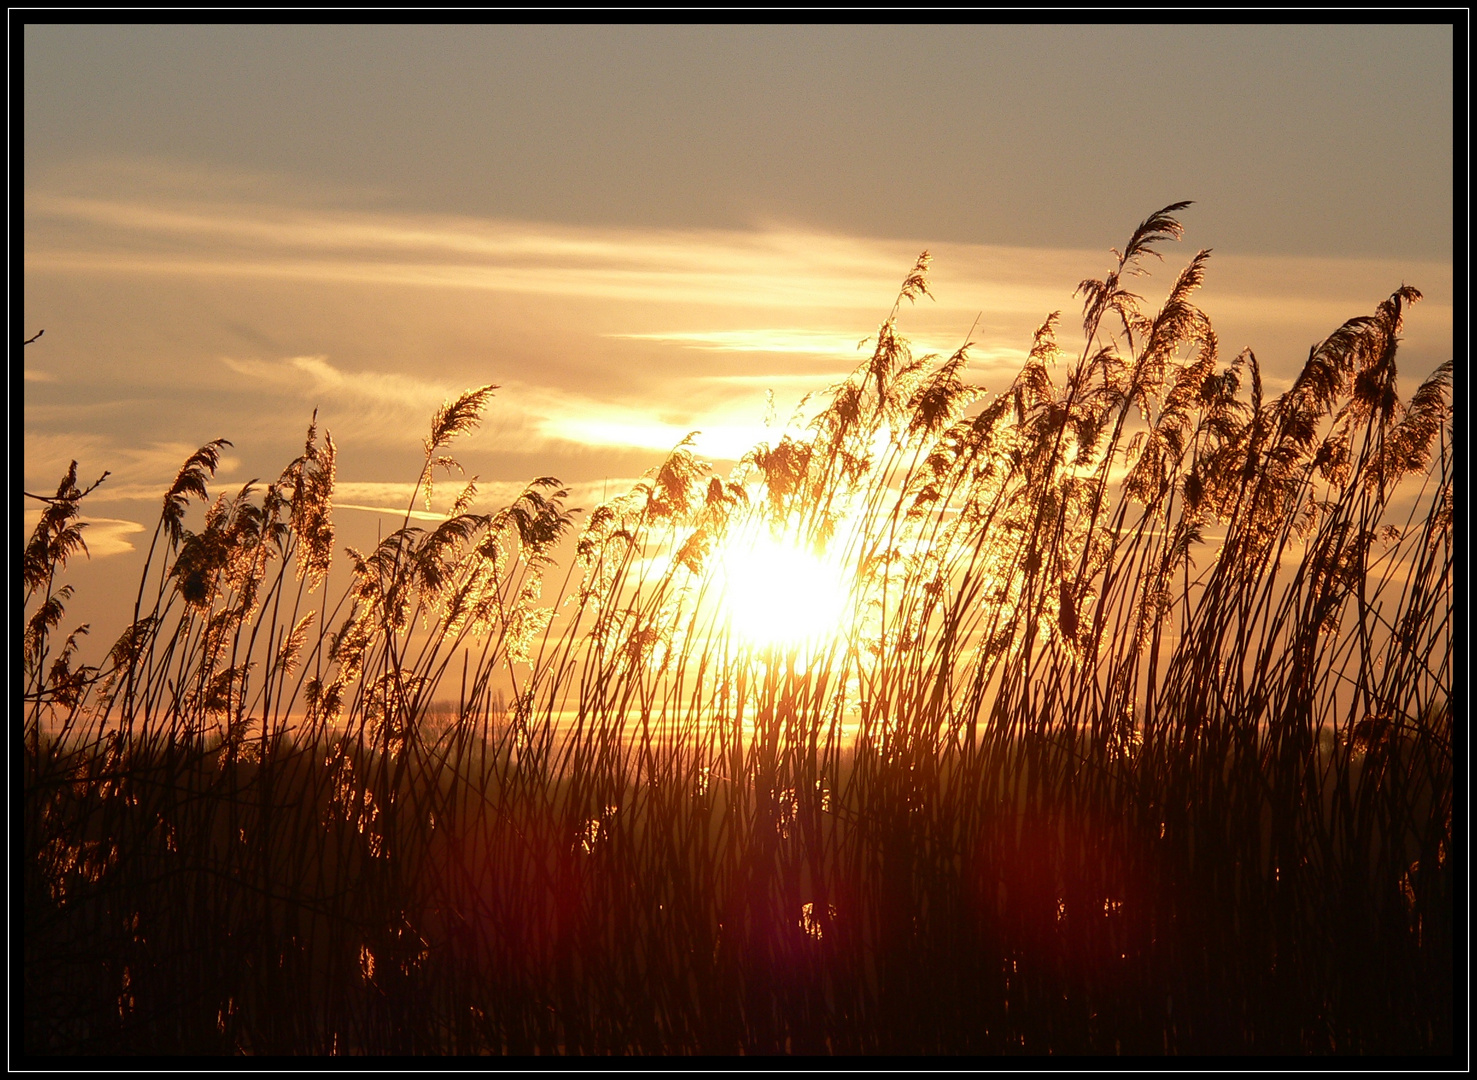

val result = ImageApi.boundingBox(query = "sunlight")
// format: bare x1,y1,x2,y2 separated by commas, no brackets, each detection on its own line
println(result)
715,527,852,651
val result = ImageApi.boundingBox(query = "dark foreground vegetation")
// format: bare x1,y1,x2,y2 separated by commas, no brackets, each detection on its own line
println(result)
23,206,1452,1056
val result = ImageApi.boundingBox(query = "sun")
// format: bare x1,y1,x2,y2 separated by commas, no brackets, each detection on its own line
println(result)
715,527,852,651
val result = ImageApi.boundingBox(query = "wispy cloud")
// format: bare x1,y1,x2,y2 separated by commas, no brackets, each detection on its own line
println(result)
220,354,457,413
25,179,1093,317
27,164,1452,332
333,478,635,522
610,328,885,358
541,417,771,462
23,433,244,504
335,503,450,523
607,328,1035,386
27,191,921,311
20,509,145,558
81,517,147,557
484,378,776,461
26,162,1452,474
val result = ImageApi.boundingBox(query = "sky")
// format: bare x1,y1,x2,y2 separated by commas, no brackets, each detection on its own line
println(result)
21,23,1456,642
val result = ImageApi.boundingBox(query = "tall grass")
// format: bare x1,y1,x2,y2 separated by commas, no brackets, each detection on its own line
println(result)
23,204,1452,1055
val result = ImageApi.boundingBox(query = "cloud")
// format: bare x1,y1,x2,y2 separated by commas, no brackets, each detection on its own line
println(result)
220,354,457,412
332,481,422,507
81,517,147,557
20,507,145,558
24,185,1086,314
541,416,768,461
610,328,889,358
23,431,115,485
479,378,772,461
333,477,637,521
217,354,484,451
26,166,1453,478
23,433,243,503
26,169,1452,339
607,329,1032,381
335,503,450,523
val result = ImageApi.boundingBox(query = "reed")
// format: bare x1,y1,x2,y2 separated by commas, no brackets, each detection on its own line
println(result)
22,204,1452,1056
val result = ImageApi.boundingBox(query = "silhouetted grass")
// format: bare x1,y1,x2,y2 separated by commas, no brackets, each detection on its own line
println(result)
23,204,1452,1056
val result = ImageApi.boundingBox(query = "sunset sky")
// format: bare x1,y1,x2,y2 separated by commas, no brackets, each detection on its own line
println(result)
22,23,1455,639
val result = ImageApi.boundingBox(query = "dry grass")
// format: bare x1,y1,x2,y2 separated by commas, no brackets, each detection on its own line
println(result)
23,204,1452,1056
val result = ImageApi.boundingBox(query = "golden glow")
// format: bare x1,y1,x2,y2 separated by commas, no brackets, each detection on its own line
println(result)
715,528,852,650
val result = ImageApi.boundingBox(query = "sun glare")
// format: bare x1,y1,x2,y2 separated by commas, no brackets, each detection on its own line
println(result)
716,529,852,650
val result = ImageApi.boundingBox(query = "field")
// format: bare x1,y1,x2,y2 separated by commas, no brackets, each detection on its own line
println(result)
22,205,1453,1056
